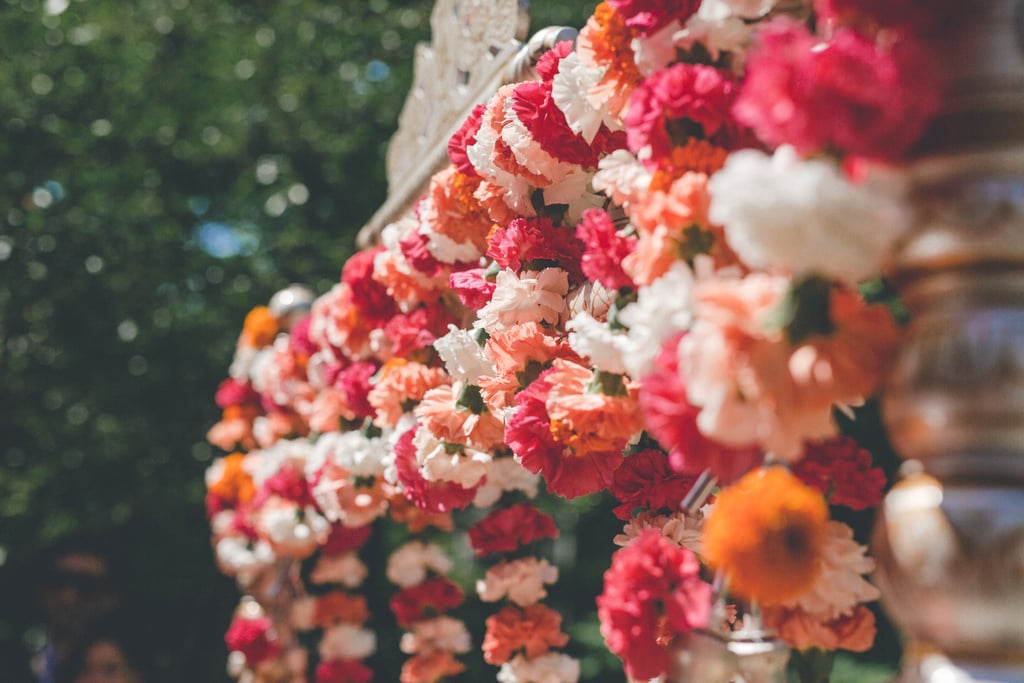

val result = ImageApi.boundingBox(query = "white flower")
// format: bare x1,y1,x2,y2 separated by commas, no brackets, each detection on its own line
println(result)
498,653,581,683
719,0,778,18
674,0,757,65
592,149,651,208
614,510,704,555
215,537,275,579
425,227,484,264
477,558,559,607
289,596,317,630
399,616,471,655
551,52,620,143
413,427,492,488
434,325,495,384
310,552,368,588
709,146,910,285
617,262,695,378
475,268,569,334
566,311,631,375
631,20,683,77
386,541,453,588
228,344,260,382
245,438,312,486
784,521,880,620
382,415,416,485
311,430,389,478
320,623,377,660
473,457,541,507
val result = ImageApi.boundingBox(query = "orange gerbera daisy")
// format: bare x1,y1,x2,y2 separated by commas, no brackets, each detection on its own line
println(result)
703,467,829,606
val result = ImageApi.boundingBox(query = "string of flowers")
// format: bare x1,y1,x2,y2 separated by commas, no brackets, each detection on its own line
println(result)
203,0,956,679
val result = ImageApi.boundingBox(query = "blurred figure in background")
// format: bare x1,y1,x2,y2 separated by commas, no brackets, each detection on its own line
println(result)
32,536,121,683
56,615,148,683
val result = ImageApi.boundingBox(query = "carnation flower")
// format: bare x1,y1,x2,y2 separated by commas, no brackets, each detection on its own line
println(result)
415,381,505,452
320,623,377,660
613,510,703,553
215,536,275,581
468,503,558,557
401,651,466,683
387,541,454,588
310,463,390,528
792,437,886,510
449,267,497,309
482,604,570,665
487,217,585,283
609,449,700,520
391,577,465,627
474,268,569,335
315,659,374,683
497,653,581,683
473,457,542,508
592,149,652,209
616,262,694,378
576,3,644,122
552,51,622,144
313,592,371,627
256,499,330,559
763,603,877,653
311,430,390,479
434,325,495,385
477,557,559,607
393,427,479,513
597,529,711,680
449,104,487,177
566,312,631,375
674,0,757,62
367,360,450,429
734,19,940,160
225,614,279,665
505,360,642,499
607,0,700,35
709,146,910,284
399,616,472,655
576,209,637,291
311,552,369,588
703,467,829,605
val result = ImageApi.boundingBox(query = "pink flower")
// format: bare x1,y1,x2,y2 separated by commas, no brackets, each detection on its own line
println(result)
316,659,374,683
383,305,458,359
597,529,711,680
814,0,964,34
341,247,398,326
216,378,260,409
398,229,446,279
626,63,750,169
607,0,701,35
734,19,940,161
449,268,496,310
448,103,487,177
487,216,585,282
225,614,279,665
576,209,637,290
335,361,379,420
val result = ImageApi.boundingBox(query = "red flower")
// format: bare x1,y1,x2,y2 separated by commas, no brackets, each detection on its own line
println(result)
394,427,479,513
448,103,487,178
576,209,637,290
504,367,628,499
215,378,260,409
535,41,575,82
626,63,751,169
482,604,569,665
399,228,447,278
792,437,886,510
341,247,397,326
610,449,700,520
322,523,373,555
316,658,374,683
449,268,496,309
468,502,558,557
335,361,379,420
734,19,940,161
384,304,458,358
390,577,465,627
257,462,315,508
224,614,279,665
597,530,711,681
639,335,762,484
607,0,701,35
487,216,585,282
289,314,317,358
814,0,965,34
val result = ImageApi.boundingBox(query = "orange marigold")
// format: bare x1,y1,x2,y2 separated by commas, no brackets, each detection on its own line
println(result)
240,305,279,348
703,467,829,606
482,604,569,666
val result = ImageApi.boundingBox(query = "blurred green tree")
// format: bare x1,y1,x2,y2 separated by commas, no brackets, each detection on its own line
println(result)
0,1,596,681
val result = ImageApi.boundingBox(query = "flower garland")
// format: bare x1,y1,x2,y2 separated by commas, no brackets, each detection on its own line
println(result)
203,0,950,679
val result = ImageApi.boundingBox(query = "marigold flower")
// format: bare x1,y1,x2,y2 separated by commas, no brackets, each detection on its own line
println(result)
703,467,829,606
482,604,570,665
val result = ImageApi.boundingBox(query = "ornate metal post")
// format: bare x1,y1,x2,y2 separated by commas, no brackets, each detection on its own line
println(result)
874,1,1024,680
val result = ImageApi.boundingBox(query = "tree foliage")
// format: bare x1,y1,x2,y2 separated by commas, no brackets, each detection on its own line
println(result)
0,0,595,680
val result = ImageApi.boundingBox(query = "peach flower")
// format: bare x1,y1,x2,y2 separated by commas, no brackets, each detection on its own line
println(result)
763,603,877,653
311,462,390,527
400,650,466,683
399,616,472,655
418,166,493,256
368,359,450,428
474,268,569,335
545,360,645,456
477,558,559,607
482,604,570,665
310,551,368,588
415,382,506,451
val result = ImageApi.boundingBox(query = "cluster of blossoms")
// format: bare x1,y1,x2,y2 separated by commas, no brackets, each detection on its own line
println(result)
205,0,947,680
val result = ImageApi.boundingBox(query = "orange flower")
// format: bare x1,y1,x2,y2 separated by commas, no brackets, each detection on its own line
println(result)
762,603,876,653
400,650,465,683
650,140,730,191
703,467,829,606
207,453,256,505
314,592,370,627
577,3,643,120
420,166,494,252
415,383,506,451
240,306,279,348
388,491,455,533
367,359,450,428
482,604,569,665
